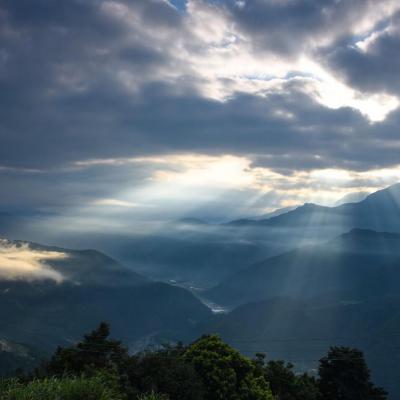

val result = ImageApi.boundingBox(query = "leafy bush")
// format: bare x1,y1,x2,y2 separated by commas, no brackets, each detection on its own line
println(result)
258,358,320,400
128,346,204,400
184,335,274,400
0,375,124,400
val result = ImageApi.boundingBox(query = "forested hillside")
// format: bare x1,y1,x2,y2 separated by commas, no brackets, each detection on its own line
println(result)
0,323,387,400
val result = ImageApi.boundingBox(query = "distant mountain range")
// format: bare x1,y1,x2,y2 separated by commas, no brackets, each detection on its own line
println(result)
2,239,148,287
206,228,400,307
3,183,400,398
201,182,400,400
205,295,400,399
0,239,211,375
132,183,400,287
227,183,400,233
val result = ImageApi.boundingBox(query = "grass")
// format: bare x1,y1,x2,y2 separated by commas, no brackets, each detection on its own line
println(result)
0,375,124,400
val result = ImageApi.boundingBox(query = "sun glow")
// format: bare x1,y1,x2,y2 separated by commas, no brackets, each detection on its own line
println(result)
152,155,254,188
101,0,400,123
77,154,400,217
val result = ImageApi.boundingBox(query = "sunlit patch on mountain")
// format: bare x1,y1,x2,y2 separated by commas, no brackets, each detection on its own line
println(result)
0,239,67,282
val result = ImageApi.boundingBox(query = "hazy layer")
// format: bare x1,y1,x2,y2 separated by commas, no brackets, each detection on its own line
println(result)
0,240,67,282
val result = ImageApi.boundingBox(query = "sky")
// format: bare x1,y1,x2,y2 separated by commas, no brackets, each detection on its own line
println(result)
1,0,400,229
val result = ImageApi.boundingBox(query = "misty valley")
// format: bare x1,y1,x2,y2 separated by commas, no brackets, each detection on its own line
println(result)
3,0,400,398
1,184,400,398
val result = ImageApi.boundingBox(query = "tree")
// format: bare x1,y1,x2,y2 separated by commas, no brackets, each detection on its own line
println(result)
43,322,129,376
184,335,274,400
318,346,387,400
127,345,204,400
263,360,298,400
295,373,320,400
40,322,131,396
259,359,319,400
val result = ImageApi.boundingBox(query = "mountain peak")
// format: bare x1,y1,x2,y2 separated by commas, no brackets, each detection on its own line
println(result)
363,182,400,202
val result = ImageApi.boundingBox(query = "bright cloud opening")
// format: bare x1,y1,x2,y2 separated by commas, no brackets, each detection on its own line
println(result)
101,0,400,122
76,154,400,218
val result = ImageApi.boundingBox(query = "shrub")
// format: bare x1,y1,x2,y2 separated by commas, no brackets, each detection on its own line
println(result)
184,335,274,400
0,375,124,400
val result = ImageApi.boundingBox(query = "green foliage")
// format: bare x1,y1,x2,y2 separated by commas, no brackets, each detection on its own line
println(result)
318,346,387,400
0,375,124,400
0,379,19,394
261,359,320,400
5,323,387,400
128,346,204,400
43,322,129,376
184,335,274,400
295,373,320,400
39,322,130,396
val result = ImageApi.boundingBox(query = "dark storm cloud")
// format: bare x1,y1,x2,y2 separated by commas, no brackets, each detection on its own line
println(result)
0,0,183,168
324,12,400,96
1,164,183,208
0,0,400,216
221,0,386,56
1,78,399,174
0,70,378,171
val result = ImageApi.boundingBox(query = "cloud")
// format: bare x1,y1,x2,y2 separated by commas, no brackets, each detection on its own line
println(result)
0,0,400,228
93,198,141,207
17,154,400,226
324,11,400,96
223,0,400,56
0,0,399,170
0,239,67,282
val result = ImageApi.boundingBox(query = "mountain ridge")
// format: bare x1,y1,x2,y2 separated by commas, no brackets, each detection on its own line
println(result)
205,227,400,307
226,183,400,233
0,237,213,374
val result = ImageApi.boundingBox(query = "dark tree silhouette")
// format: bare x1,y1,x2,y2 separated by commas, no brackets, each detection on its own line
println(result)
127,345,204,400
22,325,388,400
184,335,273,400
44,322,129,375
318,346,387,400
254,355,319,400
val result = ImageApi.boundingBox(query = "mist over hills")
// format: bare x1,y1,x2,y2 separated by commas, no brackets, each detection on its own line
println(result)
2,183,400,397
3,0,400,397
206,228,400,307
0,239,211,375
199,184,400,398
113,183,400,288
112,233,274,287
2,184,399,291
228,183,400,233
0,239,148,287
205,296,400,399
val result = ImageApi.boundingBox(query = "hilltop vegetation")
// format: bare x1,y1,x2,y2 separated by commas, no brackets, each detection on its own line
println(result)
0,323,387,400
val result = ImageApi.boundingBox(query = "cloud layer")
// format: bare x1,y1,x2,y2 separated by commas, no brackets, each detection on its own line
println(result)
0,239,67,282
0,0,400,226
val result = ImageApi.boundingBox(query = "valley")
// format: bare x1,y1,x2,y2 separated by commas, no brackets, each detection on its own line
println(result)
2,183,400,397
